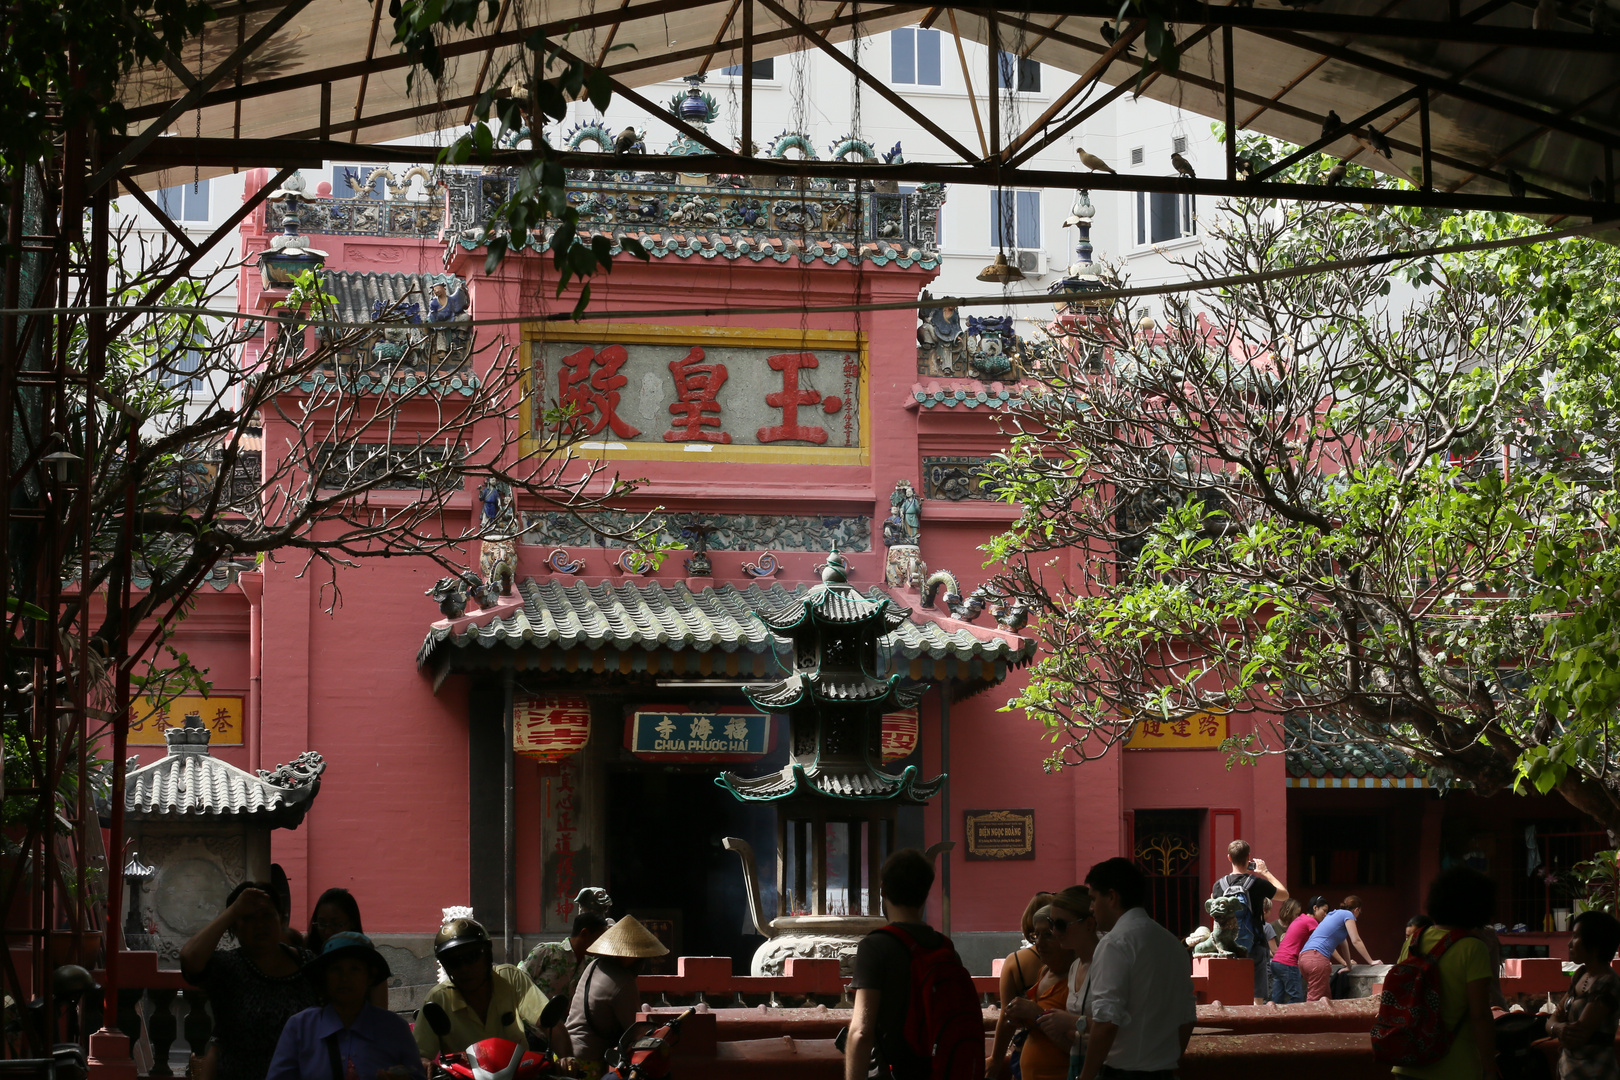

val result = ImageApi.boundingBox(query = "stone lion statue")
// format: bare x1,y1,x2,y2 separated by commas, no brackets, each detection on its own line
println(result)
1192,894,1250,958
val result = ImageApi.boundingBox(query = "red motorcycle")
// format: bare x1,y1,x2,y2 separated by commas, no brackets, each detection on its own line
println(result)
434,1039,559,1080
604,1008,695,1080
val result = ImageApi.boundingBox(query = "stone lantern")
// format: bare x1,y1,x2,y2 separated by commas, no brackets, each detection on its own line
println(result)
124,713,325,964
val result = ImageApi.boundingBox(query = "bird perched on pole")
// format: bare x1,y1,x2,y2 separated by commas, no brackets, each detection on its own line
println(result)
1320,110,1342,143
1077,147,1116,173
1365,127,1392,159
1323,159,1348,186
613,127,643,154
1171,151,1196,178
1506,169,1527,200
1235,156,1258,181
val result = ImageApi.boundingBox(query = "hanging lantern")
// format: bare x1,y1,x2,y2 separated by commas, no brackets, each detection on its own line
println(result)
880,708,919,762
513,695,592,761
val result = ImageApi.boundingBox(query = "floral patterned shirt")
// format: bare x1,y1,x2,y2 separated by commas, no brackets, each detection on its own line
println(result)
522,940,581,1004
1560,969,1620,1080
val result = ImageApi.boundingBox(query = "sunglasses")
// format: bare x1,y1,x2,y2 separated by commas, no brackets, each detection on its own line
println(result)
441,948,485,970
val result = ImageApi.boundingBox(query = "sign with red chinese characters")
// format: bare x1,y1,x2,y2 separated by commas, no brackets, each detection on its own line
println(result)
1126,711,1229,749
527,326,867,464
624,706,772,762
513,695,592,761
542,758,582,932
880,708,918,762
129,695,243,745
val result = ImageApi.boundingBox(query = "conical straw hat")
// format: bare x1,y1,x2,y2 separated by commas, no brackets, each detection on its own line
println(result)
586,914,669,959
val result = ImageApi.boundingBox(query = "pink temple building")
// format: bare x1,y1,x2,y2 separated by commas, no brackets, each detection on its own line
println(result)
118,156,1587,1002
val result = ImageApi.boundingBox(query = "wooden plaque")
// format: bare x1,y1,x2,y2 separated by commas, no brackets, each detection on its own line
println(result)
964,809,1036,860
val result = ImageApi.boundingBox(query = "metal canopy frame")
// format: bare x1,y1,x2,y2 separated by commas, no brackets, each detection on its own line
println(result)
103,0,1620,218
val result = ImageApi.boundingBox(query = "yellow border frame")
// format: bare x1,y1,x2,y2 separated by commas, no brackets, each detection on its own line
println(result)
521,323,870,465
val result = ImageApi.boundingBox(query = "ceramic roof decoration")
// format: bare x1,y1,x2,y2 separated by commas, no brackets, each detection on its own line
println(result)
126,713,326,827
417,578,1034,694
1283,714,1449,789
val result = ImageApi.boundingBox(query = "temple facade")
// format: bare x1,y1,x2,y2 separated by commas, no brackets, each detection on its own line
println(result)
122,149,1590,993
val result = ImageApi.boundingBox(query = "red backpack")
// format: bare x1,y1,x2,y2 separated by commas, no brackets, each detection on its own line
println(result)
1370,928,1473,1067
876,925,986,1080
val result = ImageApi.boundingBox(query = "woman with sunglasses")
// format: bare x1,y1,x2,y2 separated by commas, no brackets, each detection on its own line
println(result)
989,893,1054,1080
1021,887,1100,1069
998,907,1078,1080
306,888,388,1009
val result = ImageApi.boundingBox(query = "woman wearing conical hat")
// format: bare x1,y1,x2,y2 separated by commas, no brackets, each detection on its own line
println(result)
563,915,669,1080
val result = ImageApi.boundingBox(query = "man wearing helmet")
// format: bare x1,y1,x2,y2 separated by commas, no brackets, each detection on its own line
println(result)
414,917,548,1064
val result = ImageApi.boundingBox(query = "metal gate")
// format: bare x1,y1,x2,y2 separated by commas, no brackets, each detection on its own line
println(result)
1134,809,1203,938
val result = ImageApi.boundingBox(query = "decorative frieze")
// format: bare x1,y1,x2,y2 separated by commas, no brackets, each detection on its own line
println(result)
519,512,871,552
922,456,1007,502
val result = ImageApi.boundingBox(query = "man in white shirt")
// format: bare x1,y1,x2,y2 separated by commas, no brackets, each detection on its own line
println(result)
1078,858,1197,1080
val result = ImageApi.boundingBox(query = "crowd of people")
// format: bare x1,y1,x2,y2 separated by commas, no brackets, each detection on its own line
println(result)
178,884,665,1080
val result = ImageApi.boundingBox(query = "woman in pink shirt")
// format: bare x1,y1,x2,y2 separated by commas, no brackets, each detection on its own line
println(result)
1270,896,1330,1004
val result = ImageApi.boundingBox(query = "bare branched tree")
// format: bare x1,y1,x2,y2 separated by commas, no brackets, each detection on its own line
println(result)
986,186,1620,834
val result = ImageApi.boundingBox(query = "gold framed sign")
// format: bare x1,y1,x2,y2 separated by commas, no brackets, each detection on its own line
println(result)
964,809,1036,860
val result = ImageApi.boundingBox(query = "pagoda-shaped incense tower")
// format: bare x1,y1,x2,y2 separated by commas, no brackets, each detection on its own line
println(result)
719,547,946,974
719,545,942,803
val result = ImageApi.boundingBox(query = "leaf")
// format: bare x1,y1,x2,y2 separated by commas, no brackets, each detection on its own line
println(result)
6,597,48,621
586,68,613,114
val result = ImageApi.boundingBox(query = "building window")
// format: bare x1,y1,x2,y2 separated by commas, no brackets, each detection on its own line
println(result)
1135,190,1195,245
997,51,1041,93
1300,813,1389,887
721,57,775,79
991,189,1041,251
890,27,941,85
154,180,210,222
333,165,385,199
164,343,205,395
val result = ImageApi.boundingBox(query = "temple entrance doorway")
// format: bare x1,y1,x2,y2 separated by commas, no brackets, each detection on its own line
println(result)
1134,808,1204,937
604,768,776,972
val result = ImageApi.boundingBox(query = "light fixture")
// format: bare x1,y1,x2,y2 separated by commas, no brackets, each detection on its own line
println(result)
976,251,1025,284
43,449,81,482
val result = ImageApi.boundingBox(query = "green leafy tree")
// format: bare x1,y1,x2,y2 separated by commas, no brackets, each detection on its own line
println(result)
986,137,1620,834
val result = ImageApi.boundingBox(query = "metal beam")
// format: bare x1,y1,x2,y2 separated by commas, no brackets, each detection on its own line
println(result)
946,9,989,159
88,0,314,193
113,135,1612,216
960,0,1620,50
999,19,1144,163
1253,88,1419,181
757,0,979,162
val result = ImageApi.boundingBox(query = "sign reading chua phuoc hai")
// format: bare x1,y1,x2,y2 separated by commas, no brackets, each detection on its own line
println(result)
964,809,1036,860
625,706,772,762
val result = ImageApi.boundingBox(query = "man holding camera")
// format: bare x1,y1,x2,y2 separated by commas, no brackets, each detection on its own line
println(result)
1212,840,1289,1005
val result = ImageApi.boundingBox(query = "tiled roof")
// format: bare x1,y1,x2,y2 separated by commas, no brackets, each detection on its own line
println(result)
716,761,946,803
762,583,911,631
418,578,1036,691
1284,715,1425,781
126,728,325,827
749,673,926,710
909,379,1038,410
323,270,443,324
448,230,940,270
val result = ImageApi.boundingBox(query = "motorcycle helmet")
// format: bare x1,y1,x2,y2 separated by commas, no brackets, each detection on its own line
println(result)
435,916,492,968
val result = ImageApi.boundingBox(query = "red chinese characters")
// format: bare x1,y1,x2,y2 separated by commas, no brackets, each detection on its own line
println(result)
557,345,642,439
757,352,829,444
550,764,579,922
663,347,732,443
514,696,591,760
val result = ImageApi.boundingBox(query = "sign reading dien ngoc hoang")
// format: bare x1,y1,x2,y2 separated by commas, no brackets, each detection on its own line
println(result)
526,325,867,465
964,809,1036,860
626,706,773,762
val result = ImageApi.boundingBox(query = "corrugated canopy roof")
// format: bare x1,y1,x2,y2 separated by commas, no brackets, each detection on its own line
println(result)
114,0,1620,213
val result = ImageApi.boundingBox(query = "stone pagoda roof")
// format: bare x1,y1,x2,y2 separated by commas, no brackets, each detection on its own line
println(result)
126,718,326,827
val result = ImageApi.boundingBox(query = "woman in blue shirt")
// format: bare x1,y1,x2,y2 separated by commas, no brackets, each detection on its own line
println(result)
1298,896,1380,1002
268,933,424,1080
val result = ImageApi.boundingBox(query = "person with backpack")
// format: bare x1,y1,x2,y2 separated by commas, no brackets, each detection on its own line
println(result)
1375,866,1497,1080
1076,858,1196,1080
1299,895,1381,1001
845,849,984,1080
1211,840,1289,1005
1545,909,1620,1080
